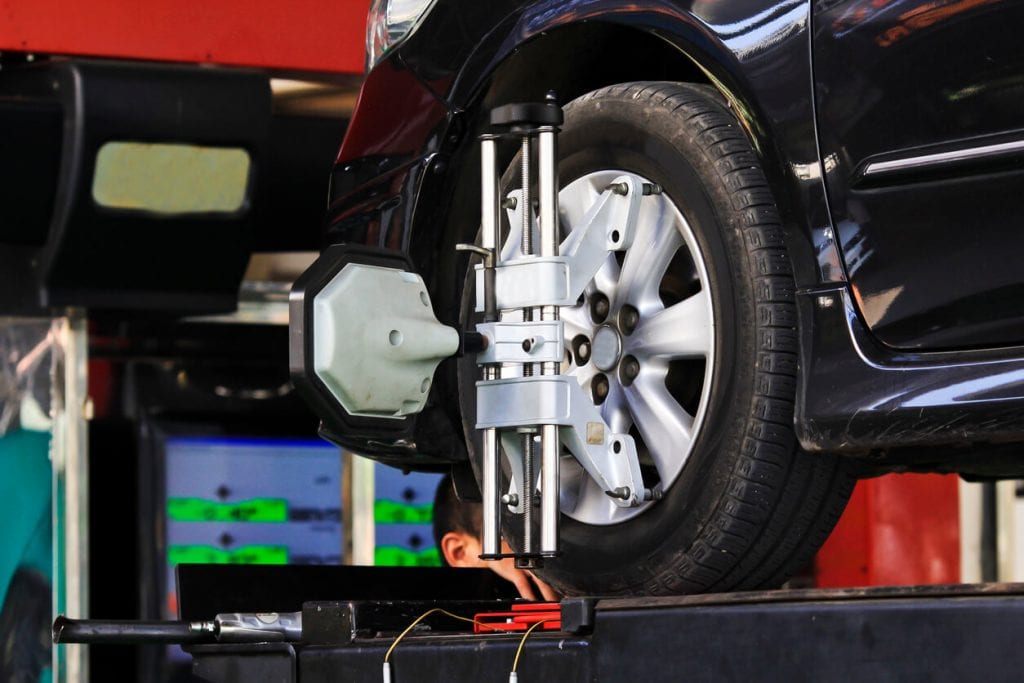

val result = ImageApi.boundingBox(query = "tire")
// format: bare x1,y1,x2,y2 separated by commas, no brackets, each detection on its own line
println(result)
459,81,856,596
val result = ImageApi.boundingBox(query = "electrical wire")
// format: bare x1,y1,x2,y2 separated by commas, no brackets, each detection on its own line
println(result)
511,618,557,673
383,608,558,683
383,608,505,663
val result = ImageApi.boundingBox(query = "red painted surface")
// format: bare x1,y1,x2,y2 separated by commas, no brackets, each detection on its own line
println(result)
336,58,447,162
815,473,961,587
0,0,369,73
87,359,115,420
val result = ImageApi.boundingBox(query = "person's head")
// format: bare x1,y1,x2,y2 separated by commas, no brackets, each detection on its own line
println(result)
432,474,483,567
431,473,559,601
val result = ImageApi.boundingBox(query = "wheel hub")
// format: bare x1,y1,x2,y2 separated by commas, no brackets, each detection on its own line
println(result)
591,324,622,372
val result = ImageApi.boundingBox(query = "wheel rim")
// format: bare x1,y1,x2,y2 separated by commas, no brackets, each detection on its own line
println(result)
549,170,715,525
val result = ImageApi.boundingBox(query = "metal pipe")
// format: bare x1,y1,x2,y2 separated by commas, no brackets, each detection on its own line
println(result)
480,135,503,557
519,133,536,557
480,136,500,323
538,128,558,259
481,136,498,253
538,126,561,555
540,423,560,554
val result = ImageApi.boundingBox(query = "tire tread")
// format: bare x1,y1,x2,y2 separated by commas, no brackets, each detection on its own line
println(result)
501,81,855,596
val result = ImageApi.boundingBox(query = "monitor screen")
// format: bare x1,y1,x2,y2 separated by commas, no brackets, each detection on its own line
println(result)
163,436,342,619
373,465,443,567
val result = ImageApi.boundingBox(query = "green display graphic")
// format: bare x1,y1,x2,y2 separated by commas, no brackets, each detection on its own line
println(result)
167,497,288,523
168,544,288,565
375,546,441,567
374,499,433,524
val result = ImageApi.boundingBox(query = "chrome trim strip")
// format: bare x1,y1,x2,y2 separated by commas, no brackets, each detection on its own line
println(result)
863,139,1024,177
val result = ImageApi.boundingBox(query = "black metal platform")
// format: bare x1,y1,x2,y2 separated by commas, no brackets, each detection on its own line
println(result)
186,582,1024,682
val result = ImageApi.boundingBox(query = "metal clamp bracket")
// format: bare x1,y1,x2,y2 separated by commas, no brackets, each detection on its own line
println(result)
474,175,644,313
476,320,564,365
476,375,645,507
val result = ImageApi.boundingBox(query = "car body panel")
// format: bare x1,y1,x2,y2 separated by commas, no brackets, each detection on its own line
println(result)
321,0,1024,469
813,0,1024,350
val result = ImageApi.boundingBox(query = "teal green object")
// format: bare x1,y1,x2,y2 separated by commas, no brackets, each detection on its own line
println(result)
0,429,53,608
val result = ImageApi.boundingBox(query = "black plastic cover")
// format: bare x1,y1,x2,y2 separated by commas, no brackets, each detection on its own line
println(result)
490,101,563,128
0,59,270,315
289,243,425,455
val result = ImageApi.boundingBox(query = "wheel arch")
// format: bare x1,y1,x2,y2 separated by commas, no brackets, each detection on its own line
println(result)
413,10,827,472
426,15,821,302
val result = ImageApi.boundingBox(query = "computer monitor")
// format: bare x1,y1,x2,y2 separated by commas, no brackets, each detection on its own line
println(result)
156,432,342,671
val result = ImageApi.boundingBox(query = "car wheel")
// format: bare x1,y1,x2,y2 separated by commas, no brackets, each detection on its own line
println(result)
459,81,856,595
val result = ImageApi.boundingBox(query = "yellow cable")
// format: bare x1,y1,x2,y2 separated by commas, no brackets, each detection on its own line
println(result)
511,619,557,673
383,607,506,663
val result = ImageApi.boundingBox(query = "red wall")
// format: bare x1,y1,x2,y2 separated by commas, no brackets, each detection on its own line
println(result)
0,0,369,73
816,473,961,587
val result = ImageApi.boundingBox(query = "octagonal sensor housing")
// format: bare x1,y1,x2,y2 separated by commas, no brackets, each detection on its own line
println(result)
290,244,457,450
313,262,458,418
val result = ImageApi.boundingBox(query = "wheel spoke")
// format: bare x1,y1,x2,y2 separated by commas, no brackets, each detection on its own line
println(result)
613,200,683,313
560,304,593,342
559,458,587,515
570,475,619,524
569,360,598,389
558,176,600,236
623,372,694,480
601,381,631,434
593,254,620,300
626,289,712,360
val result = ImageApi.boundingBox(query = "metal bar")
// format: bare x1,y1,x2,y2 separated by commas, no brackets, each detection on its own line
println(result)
519,133,536,557
481,136,499,253
482,423,501,556
480,135,502,558
53,616,215,645
480,136,500,322
538,127,560,555
51,311,89,683
537,128,559,259
540,424,559,554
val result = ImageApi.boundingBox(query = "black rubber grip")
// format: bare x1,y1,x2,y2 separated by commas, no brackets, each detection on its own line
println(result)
53,615,212,644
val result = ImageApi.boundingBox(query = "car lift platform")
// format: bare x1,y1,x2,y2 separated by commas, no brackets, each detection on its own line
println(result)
183,579,1024,682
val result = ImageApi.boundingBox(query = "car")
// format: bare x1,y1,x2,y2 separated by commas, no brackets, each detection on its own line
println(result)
294,0,1024,596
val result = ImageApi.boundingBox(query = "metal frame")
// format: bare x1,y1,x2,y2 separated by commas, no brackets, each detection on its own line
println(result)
182,583,1024,683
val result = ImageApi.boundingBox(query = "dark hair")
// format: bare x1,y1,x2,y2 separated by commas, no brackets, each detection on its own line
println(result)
432,474,482,565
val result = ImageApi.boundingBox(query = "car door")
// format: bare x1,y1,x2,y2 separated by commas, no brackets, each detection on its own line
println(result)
812,0,1024,350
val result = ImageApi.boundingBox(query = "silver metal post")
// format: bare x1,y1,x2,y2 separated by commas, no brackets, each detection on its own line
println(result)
540,423,559,554
482,379,501,558
481,137,499,254
518,134,536,557
537,126,560,555
52,311,90,683
480,136,502,558
538,128,559,260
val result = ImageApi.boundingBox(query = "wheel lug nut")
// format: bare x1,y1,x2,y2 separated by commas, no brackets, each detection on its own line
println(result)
620,355,640,386
572,335,592,365
592,373,609,404
591,292,610,323
619,305,640,335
